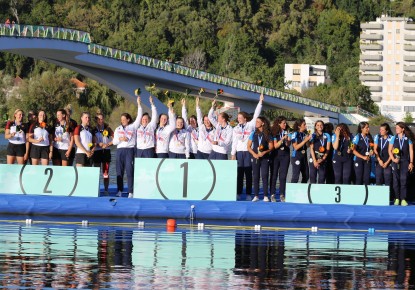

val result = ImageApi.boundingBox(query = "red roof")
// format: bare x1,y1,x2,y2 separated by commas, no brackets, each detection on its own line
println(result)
70,78,87,89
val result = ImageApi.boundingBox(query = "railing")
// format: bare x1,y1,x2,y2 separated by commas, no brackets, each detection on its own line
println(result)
0,24,340,113
340,106,376,118
88,43,340,113
0,24,91,43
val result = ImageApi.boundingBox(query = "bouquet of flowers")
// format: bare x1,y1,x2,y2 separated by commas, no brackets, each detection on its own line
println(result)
369,142,375,154
393,148,401,169
103,129,109,144
315,146,325,159
134,88,141,96
199,88,205,96
348,141,354,151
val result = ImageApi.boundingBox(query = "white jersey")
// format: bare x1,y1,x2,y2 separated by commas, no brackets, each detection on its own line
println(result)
231,101,262,155
113,108,142,149
155,110,176,154
196,106,215,154
208,108,233,155
168,128,190,158
136,105,158,149
182,105,198,154
30,123,50,147
74,125,93,154
6,121,27,145
53,122,72,150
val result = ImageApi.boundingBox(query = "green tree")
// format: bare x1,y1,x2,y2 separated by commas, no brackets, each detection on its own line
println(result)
404,111,414,123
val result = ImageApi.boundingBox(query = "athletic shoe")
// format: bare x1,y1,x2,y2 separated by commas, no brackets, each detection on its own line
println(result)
103,173,109,179
246,195,252,201
128,193,134,198
103,191,109,196
280,195,285,202
252,196,259,202
394,199,400,206
263,196,270,202
401,199,408,206
116,191,122,197
271,194,276,202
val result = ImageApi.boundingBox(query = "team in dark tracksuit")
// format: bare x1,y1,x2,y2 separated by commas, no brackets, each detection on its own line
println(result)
309,121,331,184
389,122,414,206
352,122,374,186
331,123,353,185
290,119,311,183
373,123,392,187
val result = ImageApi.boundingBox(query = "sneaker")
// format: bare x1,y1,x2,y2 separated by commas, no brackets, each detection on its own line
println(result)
394,199,400,206
103,173,109,179
280,195,285,202
103,191,109,196
271,194,276,202
116,191,122,197
128,193,134,198
246,195,252,201
263,196,270,202
401,199,408,206
252,196,259,202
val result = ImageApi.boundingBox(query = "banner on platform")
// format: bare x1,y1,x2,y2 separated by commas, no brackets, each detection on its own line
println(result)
0,164,99,197
286,183,389,206
134,159,237,201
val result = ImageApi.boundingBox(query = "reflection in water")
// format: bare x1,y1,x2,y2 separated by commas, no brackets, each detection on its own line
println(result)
0,222,415,288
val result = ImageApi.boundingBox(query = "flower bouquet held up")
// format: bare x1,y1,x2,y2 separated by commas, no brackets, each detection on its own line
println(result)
393,148,401,170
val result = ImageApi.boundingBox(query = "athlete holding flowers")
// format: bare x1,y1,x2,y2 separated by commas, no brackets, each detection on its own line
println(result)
388,122,414,206
136,96,158,158
92,112,114,195
74,112,95,167
52,109,74,166
309,120,331,184
5,109,29,164
28,110,53,165
195,96,215,159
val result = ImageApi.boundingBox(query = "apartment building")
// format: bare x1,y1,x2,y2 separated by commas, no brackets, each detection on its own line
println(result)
284,64,329,94
360,15,415,121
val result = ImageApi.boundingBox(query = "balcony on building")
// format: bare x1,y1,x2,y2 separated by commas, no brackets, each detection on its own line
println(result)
405,22,415,30
360,54,383,61
369,86,383,92
359,74,382,81
360,33,383,40
359,64,383,71
404,34,415,41
371,96,382,102
404,55,415,62
361,23,384,30
404,75,415,82
404,65,415,72
361,43,383,51
403,86,415,93
404,44,415,51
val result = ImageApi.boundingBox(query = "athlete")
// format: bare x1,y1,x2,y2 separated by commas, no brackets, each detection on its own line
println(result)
309,120,331,184
352,122,374,185
52,109,75,166
332,123,354,184
136,96,158,158
247,116,274,202
208,100,233,160
373,123,393,187
231,93,263,200
5,109,29,164
195,96,215,159
168,112,190,159
155,103,176,158
290,119,311,183
182,98,199,159
28,110,53,165
74,112,95,167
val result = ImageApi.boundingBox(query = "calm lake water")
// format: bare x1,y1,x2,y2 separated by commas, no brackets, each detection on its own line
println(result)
0,218,415,289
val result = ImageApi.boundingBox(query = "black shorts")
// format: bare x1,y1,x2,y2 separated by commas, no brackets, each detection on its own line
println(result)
93,149,111,163
75,153,91,166
7,143,26,157
52,147,75,162
30,145,49,160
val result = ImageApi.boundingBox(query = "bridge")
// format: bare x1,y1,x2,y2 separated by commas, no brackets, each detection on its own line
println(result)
0,24,361,124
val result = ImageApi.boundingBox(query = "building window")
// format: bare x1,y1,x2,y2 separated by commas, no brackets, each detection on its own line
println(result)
308,81,317,87
293,69,301,75
404,106,415,112
291,81,301,87
396,29,400,34
383,105,401,112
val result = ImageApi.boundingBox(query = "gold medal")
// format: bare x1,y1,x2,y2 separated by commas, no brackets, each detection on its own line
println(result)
301,150,306,154
337,152,342,156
